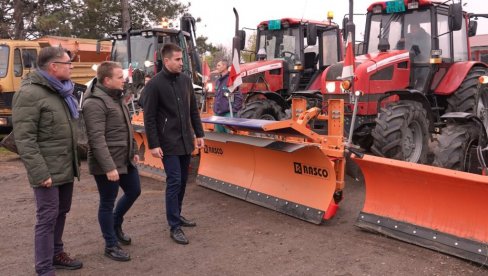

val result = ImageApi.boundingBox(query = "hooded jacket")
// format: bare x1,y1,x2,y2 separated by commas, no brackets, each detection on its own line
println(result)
82,82,138,175
12,71,80,187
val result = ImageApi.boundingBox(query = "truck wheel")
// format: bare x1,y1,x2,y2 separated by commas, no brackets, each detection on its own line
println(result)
371,100,429,163
446,66,487,114
432,123,479,172
237,99,285,120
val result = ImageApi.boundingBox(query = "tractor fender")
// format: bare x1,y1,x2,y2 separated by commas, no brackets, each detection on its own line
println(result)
440,112,488,146
245,91,288,110
377,89,435,131
434,61,487,95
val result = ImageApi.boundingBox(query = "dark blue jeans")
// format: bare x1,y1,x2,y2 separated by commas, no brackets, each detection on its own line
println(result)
162,155,191,230
94,165,141,247
33,182,73,276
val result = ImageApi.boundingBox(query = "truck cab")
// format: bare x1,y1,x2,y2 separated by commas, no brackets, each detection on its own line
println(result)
0,41,39,128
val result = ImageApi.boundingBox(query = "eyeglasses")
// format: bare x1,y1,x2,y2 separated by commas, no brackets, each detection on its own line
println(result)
52,61,72,65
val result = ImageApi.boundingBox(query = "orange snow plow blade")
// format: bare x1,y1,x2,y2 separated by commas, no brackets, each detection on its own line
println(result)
198,99,346,224
354,154,488,264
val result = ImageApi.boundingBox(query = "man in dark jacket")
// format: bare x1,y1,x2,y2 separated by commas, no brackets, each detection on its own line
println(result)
212,59,243,133
12,47,82,275
142,43,204,245
83,61,141,261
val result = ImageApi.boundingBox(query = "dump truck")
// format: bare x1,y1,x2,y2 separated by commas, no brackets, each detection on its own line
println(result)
230,9,343,120
0,37,111,129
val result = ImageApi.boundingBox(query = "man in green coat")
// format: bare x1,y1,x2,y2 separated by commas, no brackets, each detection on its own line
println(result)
12,47,82,276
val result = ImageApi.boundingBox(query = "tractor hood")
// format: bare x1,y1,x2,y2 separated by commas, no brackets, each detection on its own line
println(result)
239,60,283,78
239,60,285,93
324,50,410,94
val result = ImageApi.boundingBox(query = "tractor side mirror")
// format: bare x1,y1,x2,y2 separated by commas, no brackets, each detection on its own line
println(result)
468,20,478,37
448,3,463,31
342,17,348,40
307,23,317,46
233,30,246,51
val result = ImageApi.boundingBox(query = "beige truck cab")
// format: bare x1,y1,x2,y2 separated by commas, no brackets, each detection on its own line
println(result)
0,40,40,128
0,37,111,128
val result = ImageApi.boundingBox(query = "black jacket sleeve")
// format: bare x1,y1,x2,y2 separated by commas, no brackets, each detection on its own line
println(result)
142,80,161,149
189,78,204,138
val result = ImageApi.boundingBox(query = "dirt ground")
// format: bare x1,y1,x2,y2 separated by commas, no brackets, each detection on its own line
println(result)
1,150,487,276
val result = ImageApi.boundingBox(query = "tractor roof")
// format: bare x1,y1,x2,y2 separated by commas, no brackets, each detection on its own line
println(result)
366,0,450,12
257,18,338,29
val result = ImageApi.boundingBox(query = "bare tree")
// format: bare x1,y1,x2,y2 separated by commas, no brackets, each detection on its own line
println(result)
121,0,130,32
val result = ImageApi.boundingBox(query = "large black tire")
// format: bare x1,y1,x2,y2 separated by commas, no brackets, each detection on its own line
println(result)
371,100,429,163
446,66,487,114
433,123,480,172
237,99,285,120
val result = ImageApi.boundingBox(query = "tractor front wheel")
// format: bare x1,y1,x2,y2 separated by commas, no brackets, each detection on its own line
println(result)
371,100,429,163
237,99,285,120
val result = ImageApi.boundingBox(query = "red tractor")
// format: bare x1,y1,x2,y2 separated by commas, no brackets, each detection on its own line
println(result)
232,9,343,120
321,0,488,170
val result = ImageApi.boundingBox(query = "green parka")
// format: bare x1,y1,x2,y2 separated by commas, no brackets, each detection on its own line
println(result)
12,71,80,188
82,82,137,175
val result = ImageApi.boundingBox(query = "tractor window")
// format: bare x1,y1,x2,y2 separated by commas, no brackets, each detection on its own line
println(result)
321,30,338,66
0,45,8,78
437,14,451,60
368,10,431,63
257,27,300,69
453,19,468,61
403,11,431,63
13,48,22,77
112,35,155,75
368,13,403,53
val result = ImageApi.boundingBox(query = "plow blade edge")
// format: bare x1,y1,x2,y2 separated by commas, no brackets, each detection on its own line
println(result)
354,154,488,264
198,132,338,224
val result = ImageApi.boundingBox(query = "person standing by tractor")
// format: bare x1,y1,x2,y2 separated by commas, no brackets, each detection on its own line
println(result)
82,61,141,262
142,43,205,245
12,46,83,275
212,59,243,133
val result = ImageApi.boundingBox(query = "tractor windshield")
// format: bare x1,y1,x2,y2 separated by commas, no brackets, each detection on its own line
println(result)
0,45,8,78
112,35,155,75
367,10,431,63
257,27,301,69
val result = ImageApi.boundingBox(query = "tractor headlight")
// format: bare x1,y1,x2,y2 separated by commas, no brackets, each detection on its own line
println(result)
326,82,336,93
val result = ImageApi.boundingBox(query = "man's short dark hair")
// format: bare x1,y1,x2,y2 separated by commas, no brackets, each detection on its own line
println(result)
37,47,68,70
97,61,122,83
219,59,229,67
161,43,182,59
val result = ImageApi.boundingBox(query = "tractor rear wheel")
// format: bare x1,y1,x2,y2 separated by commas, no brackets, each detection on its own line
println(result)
446,66,487,114
371,100,429,163
237,99,285,120
433,123,480,172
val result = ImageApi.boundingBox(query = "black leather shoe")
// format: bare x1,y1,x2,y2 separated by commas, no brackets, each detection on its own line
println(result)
104,245,130,262
180,216,196,227
170,228,189,245
115,225,131,245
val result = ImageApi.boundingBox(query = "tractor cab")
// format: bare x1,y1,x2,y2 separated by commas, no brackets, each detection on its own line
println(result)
364,0,471,92
111,28,196,80
254,18,341,92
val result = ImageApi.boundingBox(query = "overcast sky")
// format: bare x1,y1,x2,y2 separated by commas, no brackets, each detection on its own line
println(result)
187,0,488,48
